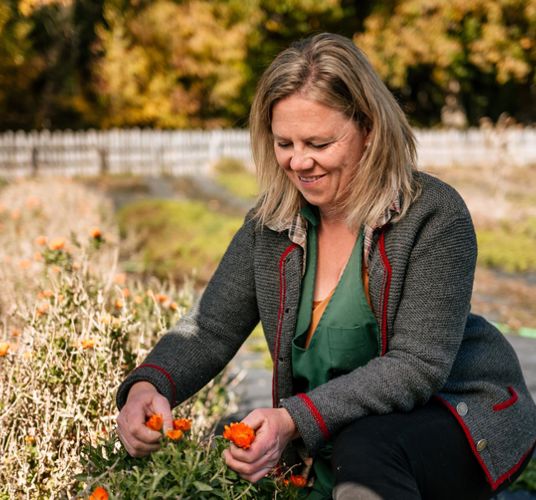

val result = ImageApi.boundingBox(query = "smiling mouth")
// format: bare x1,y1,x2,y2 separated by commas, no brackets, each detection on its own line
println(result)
298,174,326,183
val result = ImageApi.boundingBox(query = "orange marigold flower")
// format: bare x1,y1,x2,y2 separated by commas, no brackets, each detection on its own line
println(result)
25,196,40,209
166,429,183,441
155,293,168,304
288,474,307,488
81,338,96,350
49,238,66,251
37,289,54,300
169,301,178,311
0,342,10,357
25,435,36,445
114,299,124,310
19,259,31,270
145,414,163,432
173,418,192,431
90,227,103,239
35,235,47,246
223,422,255,449
89,486,109,500
36,303,49,316
113,273,126,285
11,328,21,338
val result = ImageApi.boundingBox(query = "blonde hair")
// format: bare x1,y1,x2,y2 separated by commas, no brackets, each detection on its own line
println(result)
250,32,420,230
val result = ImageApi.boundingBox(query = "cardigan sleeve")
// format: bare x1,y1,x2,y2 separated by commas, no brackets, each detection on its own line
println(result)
281,199,478,455
116,212,259,410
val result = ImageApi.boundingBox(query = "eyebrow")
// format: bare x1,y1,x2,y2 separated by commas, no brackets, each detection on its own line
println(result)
272,134,333,142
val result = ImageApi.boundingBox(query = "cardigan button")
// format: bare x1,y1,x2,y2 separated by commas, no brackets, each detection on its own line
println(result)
456,402,468,417
476,439,488,452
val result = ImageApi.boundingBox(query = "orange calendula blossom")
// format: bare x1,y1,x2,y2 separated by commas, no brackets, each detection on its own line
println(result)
173,418,192,431
0,342,10,357
90,227,103,239
35,235,47,246
81,338,96,350
89,485,109,500
166,429,184,441
49,238,66,251
155,293,169,304
145,413,164,432
287,474,307,488
223,422,255,449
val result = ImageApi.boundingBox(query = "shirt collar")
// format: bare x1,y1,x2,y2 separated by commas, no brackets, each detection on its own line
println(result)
266,194,401,269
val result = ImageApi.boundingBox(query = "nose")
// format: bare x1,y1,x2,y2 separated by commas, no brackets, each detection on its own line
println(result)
289,151,314,171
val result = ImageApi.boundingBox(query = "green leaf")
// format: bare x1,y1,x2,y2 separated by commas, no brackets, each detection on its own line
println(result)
193,481,214,492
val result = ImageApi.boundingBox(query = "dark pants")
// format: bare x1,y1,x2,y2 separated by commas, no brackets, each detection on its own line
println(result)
331,400,530,500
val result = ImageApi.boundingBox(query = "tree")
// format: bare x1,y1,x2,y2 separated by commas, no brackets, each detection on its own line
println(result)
92,0,261,128
355,0,536,126
0,0,106,130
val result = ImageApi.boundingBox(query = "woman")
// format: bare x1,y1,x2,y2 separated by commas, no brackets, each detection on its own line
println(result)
116,33,536,499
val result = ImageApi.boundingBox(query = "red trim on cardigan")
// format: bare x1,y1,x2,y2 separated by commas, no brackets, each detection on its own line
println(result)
272,243,298,407
297,393,330,440
492,386,518,411
137,363,177,403
434,395,534,490
378,231,391,356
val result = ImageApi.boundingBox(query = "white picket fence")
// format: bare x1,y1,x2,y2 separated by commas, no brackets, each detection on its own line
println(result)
0,128,534,178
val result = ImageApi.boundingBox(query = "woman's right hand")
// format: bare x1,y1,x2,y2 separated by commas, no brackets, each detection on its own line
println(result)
116,381,173,457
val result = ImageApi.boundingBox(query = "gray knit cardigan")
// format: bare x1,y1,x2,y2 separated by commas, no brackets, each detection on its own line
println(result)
117,173,536,491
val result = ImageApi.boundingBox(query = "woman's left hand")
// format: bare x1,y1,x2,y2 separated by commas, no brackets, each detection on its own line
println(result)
223,407,298,483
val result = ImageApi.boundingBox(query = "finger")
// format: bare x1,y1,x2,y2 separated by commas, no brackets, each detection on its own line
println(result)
240,465,274,483
228,440,268,463
241,409,266,431
224,446,278,477
122,410,162,444
225,449,274,483
117,427,161,457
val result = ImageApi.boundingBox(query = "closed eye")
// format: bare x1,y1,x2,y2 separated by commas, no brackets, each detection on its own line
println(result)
310,142,331,149
276,142,291,149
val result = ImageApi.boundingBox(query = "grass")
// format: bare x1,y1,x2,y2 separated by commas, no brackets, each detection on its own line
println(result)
117,199,243,284
477,217,536,273
215,171,259,200
212,156,259,201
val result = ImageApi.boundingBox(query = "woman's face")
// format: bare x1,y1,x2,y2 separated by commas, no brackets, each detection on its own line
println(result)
271,93,368,218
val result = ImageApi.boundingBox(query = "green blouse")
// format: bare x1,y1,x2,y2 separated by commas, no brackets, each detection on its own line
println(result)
292,205,380,499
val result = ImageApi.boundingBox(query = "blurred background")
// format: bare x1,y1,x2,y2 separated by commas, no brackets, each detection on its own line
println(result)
0,0,535,130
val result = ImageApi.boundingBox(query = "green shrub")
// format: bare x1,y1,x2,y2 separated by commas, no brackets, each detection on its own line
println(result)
79,429,304,499
511,459,536,492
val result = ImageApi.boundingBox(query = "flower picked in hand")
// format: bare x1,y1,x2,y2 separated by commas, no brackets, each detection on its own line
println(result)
145,413,163,432
223,422,255,449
